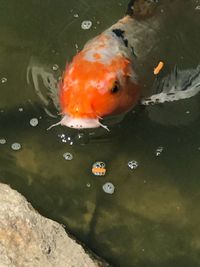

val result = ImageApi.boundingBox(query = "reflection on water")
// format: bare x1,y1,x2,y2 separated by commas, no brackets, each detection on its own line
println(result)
0,1,200,266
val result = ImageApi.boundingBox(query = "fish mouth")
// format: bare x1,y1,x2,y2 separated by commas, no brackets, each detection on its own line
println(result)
60,114,101,129
47,114,110,131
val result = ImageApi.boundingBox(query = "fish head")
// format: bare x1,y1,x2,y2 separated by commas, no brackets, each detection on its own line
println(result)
59,48,140,129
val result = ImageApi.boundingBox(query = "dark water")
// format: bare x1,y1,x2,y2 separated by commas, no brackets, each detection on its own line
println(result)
0,1,200,266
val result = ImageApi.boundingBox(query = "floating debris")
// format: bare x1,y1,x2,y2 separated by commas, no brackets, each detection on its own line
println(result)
1,77,7,84
30,118,39,127
73,13,79,18
11,143,21,151
0,138,6,144
155,146,164,157
195,5,200,10
127,160,139,170
18,107,23,112
154,61,164,75
92,161,106,176
81,20,92,30
63,152,73,160
102,182,115,194
52,64,59,71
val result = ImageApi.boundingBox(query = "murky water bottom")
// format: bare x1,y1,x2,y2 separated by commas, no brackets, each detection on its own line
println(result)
0,1,200,266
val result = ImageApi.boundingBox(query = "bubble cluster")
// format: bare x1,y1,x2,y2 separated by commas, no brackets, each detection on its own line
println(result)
128,160,139,170
11,143,21,151
59,134,74,145
63,152,73,161
102,182,115,194
81,20,92,30
30,118,39,127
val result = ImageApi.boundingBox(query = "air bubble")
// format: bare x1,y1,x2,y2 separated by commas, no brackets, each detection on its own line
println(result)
11,143,21,151
0,138,6,144
63,152,73,160
81,20,92,30
102,182,115,194
1,77,7,84
52,64,59,71
18,107,23,112
30,118,39,127
128,160,139,170
155,146,164,157
73,13,79,18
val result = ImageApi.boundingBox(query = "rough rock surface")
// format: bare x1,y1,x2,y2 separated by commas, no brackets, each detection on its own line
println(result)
0,183,109,267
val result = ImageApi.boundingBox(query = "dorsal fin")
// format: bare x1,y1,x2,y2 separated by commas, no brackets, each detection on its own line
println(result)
126,0,160,19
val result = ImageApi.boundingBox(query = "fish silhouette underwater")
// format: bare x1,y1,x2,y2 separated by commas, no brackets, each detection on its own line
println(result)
29,0,200,131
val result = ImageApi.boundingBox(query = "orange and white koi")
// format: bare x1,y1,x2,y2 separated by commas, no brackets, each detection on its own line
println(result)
48,0,200,130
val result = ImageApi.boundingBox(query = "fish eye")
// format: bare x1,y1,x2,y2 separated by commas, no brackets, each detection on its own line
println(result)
111,81,120,94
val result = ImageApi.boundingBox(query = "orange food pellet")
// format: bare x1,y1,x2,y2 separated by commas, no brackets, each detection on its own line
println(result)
154,61,164,75
92,167,106,174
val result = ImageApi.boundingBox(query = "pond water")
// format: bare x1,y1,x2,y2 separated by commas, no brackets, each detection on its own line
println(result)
0,0,200,266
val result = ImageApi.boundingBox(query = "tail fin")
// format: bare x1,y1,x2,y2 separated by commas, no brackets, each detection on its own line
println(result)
126,0,159,18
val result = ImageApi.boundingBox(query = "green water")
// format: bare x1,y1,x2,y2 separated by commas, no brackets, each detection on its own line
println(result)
0,1,200,266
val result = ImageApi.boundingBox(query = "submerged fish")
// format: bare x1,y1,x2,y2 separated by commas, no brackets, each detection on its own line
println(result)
48,0,200,130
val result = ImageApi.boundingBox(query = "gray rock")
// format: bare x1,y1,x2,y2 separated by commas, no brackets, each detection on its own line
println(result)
0,183,109,267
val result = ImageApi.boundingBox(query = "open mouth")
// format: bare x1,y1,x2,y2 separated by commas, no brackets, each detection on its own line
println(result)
47,114,109,131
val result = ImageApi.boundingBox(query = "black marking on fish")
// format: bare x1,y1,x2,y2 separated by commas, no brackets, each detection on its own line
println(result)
112,29,129,48
126,0,135,16
126,0,159,18
124,39,128,47
131,46,137,57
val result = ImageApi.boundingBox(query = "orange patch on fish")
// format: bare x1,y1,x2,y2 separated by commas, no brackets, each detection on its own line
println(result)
60,51,140,119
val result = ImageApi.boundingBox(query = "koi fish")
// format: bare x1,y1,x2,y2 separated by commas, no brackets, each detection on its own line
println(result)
44,0,200,130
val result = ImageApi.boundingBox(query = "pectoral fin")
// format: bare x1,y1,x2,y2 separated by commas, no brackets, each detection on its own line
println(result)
141,65,200,106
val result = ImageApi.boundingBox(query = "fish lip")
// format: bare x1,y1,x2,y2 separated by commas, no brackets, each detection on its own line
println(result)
60,114,101,129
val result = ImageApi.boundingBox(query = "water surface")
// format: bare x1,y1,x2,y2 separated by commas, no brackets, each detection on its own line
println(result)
0,1,200,266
